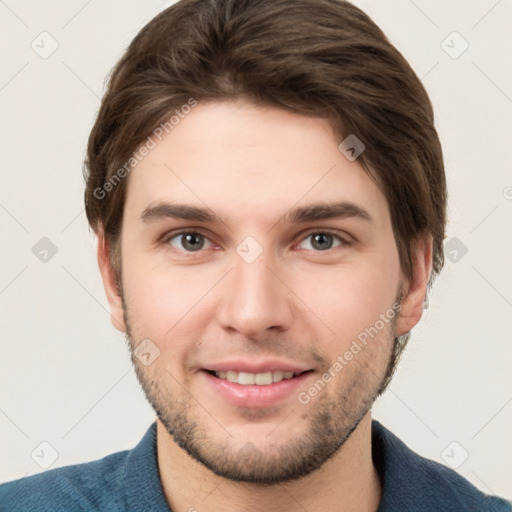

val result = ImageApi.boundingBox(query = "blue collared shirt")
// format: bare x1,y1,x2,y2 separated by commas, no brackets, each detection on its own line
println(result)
1,420,510,511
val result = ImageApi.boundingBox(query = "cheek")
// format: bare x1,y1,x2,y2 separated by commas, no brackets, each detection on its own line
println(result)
292,258,400,347
121,249,213,345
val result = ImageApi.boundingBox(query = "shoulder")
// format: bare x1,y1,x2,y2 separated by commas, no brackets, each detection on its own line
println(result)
372,420,512,511
0,449,130,512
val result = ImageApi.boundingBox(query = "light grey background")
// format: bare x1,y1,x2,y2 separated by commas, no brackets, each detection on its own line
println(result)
1,0,511,499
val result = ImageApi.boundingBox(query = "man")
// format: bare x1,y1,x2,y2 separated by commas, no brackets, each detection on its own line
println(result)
1,0,510,510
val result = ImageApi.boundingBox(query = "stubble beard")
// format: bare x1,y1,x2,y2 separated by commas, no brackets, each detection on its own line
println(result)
121,291,398,484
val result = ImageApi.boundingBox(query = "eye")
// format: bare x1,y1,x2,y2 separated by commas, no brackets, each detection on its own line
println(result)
165,231,214,252
163,229,350,254
296,230,348,251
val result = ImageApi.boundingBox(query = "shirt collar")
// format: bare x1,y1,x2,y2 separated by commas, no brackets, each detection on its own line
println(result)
122,419,507,511
124,421,172,511
122,420,397,511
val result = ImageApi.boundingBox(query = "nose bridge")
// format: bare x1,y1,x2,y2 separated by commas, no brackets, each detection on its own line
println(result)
217,240,293,336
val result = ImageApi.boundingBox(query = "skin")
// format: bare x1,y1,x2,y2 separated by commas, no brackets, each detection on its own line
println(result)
98,99,431,512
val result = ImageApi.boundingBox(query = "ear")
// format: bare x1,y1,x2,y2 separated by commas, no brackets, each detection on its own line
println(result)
97,228,127,333
395,234,433,337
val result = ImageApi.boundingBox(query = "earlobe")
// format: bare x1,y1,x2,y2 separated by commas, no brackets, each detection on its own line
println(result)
395,234,433,337
96,229,127,333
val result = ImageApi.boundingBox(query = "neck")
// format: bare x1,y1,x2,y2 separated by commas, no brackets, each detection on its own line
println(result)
156,411,381,512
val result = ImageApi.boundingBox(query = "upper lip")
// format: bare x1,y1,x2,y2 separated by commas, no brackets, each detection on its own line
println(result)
203,359,313,374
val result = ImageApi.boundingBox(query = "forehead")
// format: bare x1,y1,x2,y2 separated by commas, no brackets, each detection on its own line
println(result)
123,99,390,230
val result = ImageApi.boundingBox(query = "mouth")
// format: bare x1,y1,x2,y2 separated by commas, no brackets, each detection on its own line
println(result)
204,369,313,385
200,369,315,408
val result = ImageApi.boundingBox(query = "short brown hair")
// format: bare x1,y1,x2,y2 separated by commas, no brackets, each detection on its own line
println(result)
84,0,447,378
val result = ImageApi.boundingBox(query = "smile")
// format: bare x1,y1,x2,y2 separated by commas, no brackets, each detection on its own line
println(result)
210,370,302,385
201,369,314,408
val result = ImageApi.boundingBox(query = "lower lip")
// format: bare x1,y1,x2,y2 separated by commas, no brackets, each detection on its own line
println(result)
200,370,313,408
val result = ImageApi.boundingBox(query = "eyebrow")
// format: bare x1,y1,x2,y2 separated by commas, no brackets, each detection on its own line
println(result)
140,201,373,226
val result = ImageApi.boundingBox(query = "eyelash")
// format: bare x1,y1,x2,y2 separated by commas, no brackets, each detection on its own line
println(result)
162,229,351,254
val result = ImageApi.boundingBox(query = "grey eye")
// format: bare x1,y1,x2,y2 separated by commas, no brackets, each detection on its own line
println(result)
168,232,212,252
297,232,343,251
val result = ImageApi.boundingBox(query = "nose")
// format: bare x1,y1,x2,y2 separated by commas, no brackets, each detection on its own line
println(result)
216,246,295,339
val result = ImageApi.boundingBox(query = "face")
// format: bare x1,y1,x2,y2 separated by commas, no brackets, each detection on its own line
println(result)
100,99,427,484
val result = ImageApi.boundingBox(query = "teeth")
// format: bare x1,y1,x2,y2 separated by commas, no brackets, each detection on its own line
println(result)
238,371,256,385
213,369,297,385
255,372,272,385
226,370,238,383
